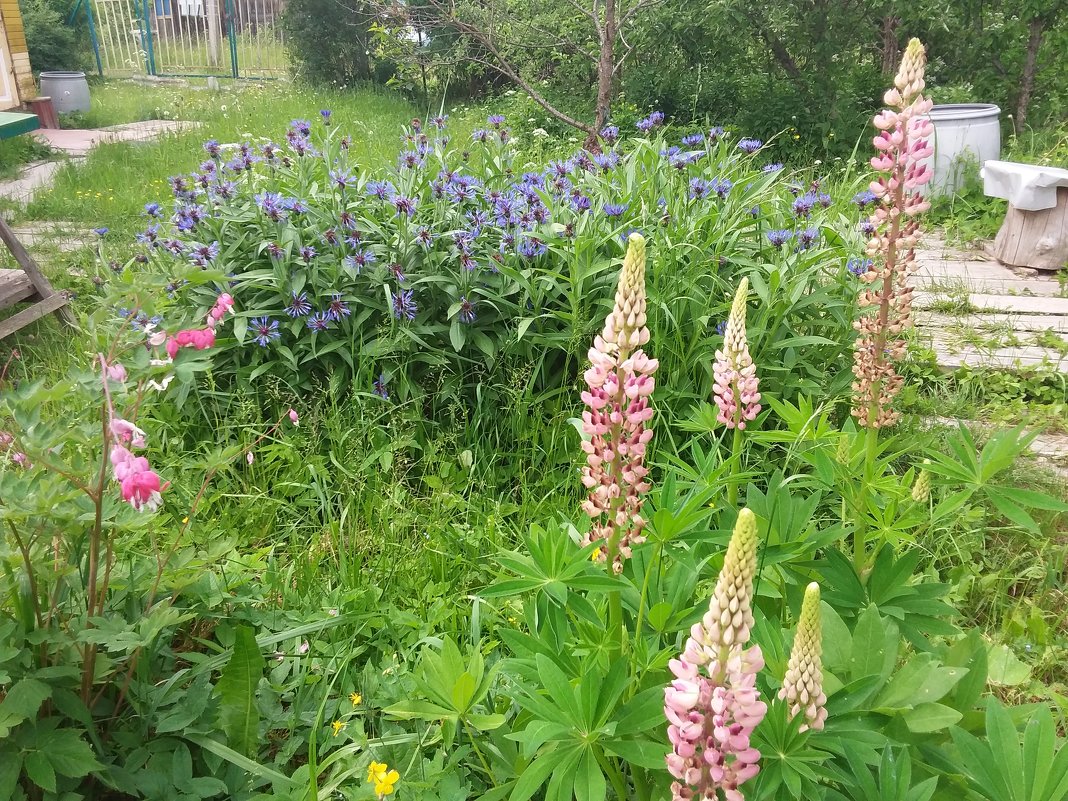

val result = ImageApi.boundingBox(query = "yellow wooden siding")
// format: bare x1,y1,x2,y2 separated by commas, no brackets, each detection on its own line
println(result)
0,1,27,53
10,52,31,102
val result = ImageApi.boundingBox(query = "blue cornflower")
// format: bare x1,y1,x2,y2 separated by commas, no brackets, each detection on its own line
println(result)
344,249,376,274
373,373,390,400
517,237,548,258
737,138,763,154
256,191,287,222
487,114,506,128
203,139,221,158
290,119,312,136
853,190,877,208
164,239,185,254
458,296,477,324
398,149,426,170
326,293,351,320
300,245,317,263
793,192,817,218
766,229,794,248
749,205,762,217
136,224,160,245
306,311,333,332
391,195,418,217
565,194,590,215
189,241,219,267
710,177,733,198
714,320,728,335
592,151,620,172
285,291,312,317
636,111,665,132
267,243,284,260
817,192,832,208
603,202,629,218
847,256,873,276
250,316,280,346
472,129,491,143
392,289,418,321
859,220,877,236
689,177,712,200
682,132,705,146
389,262,407,282
144,202,162,217
430,115,448,129
366,180,397,200
797,227,819,249
329,169,354,189
320,109,332,121
708,126,725,141
600,125,619,143
416,227,433,248
762,163,784,173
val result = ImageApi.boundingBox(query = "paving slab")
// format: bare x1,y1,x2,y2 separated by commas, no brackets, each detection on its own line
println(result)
923,336,1068,372
10,221,90,252
913,291,1068,316
0,160,65,203
35,120,198,157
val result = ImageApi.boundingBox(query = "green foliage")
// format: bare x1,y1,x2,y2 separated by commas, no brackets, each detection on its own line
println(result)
20,0,91,73
282,0,380,85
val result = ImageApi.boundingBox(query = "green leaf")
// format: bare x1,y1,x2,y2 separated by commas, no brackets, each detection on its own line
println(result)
183,734,297,789
509,752,561,801
0,678,51,735
384,699,456,721
603,738,671,770
574,749,606,801
987,644,1032,686
903,703,962,733
25,750,56,793
0,749,21,799
216,625,265,757
849,606,887,681
38,729,102,777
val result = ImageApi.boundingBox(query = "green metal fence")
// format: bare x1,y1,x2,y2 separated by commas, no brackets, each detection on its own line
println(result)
79,0,287,78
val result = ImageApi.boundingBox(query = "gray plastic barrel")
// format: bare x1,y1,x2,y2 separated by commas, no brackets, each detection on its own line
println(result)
38,71,91,114
924,103,1001,196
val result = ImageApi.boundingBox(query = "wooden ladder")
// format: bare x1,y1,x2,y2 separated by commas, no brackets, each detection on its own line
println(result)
0,216,75,339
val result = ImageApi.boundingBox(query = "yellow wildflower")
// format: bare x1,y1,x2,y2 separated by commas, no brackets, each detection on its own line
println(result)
591,547,602,562
367,762,399,798
350,692,362,706
330,720,345,736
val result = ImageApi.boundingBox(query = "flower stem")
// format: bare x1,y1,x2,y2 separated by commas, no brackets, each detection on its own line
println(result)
853,425,879,574
726,426,743,508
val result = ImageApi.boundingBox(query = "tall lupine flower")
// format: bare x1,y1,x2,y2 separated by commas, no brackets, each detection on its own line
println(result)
713,279,761,430
665,509,767,801
579,233,658,574
852,38,934,428
778,582,827,732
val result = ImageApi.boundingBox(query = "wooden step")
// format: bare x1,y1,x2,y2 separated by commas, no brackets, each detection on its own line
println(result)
0,268,36,311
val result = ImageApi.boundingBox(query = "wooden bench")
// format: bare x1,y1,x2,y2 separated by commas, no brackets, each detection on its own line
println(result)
0,110,74,337
982,160,1068,272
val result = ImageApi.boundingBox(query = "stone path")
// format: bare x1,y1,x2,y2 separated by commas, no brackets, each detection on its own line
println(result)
0,120,197,204
912,236,1068,372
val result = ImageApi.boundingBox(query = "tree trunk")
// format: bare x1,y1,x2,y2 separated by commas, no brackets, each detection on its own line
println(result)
880,14,899,76
1016,16,1044,129
589,0,616,147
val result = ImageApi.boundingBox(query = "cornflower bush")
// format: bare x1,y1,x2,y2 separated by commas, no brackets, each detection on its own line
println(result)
108,109,861,440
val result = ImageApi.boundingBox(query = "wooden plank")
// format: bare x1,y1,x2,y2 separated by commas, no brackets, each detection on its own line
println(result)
0,293,67,340
0,215,75,326
914,292,1068,316
0,268,34,310
0,112,39,140
915,311,1068,334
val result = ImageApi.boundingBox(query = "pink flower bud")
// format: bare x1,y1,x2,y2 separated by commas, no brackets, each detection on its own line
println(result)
288,409,299,425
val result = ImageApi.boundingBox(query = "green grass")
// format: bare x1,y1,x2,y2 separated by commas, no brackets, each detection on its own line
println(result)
26,80,426,236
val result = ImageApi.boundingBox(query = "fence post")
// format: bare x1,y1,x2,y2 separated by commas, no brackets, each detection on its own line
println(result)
139,0,157,75
225,0,239,78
